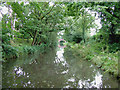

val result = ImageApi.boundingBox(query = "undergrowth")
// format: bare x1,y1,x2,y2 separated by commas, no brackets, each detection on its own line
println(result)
2,43,47,61
65,41,119,80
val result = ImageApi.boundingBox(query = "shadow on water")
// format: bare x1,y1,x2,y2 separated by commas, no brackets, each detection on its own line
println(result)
2,47,119,88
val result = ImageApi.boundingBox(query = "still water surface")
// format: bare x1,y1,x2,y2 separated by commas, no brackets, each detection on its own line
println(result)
2,47,119,88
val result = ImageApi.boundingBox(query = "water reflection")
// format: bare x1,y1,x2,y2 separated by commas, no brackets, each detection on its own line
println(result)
2,48,119,88
54,48,69,67
61,69,69,74
13,66,30,78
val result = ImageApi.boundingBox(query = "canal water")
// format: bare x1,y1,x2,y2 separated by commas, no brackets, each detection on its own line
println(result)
2,47,119,88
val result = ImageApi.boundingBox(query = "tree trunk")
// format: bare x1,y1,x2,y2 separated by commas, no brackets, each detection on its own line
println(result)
32,30,37,46
83,26,85,43
109,24,115,44
82,13,85,43
35,37,38,45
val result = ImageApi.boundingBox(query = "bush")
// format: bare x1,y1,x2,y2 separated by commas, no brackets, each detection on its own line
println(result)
2,44,18,59
64,32,83,43
23,46,34,54
2,43,47,61
66,42,119,78
72,33,82,43
109,43,120,53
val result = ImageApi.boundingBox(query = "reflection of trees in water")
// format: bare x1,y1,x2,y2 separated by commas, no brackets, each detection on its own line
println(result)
64,49,118,88
63,49,95,88
2,48,119,88
21,48,57,81
64,51,95,87
3,48,59,88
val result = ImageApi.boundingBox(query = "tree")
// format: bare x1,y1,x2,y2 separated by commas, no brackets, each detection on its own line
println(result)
93,2,120,44
8,2,64,46
63,2,96,43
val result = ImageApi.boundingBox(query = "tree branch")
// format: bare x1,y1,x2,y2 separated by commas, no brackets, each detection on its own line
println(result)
41,3,56,20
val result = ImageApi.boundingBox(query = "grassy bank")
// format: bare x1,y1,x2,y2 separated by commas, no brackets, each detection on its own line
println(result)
2,31,57,62
2,38,47,61
65,42,119,81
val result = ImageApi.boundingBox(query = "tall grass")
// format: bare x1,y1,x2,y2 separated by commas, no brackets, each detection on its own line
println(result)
2,43,47,61
65,41,119,79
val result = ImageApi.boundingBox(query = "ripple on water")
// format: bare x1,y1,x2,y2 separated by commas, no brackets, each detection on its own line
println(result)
61,69,69,74
13,66,30,79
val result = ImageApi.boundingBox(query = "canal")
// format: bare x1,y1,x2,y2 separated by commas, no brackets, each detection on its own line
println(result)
2,47,119,88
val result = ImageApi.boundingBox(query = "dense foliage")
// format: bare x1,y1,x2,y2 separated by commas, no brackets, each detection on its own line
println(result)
1,2,64,60
63,2,120,80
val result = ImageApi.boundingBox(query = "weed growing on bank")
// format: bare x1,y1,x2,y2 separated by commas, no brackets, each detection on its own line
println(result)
65,42,119,80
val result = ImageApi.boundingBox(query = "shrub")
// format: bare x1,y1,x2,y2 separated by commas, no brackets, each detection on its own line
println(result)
2,44,18,59
109,43,120,53
23,46,35,54
63,32,83,43
67,42,119,78
72,33,82,43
